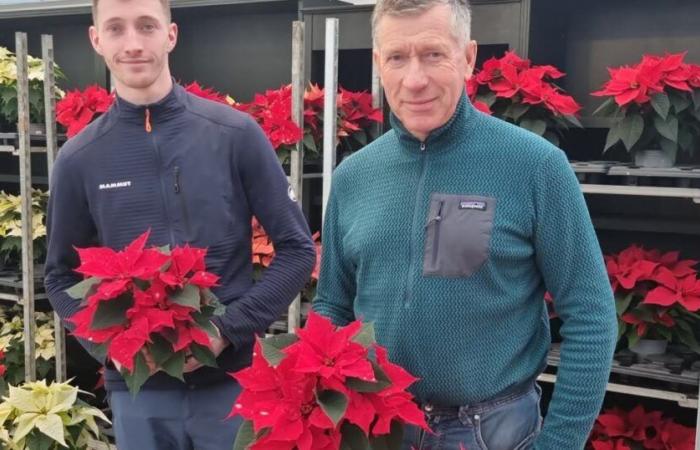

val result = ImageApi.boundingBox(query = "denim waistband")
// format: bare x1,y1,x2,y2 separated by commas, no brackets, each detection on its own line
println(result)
419,379,537,418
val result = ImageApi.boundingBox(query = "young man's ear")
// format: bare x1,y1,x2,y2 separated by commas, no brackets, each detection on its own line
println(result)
166,23,178,53
89,26,103,56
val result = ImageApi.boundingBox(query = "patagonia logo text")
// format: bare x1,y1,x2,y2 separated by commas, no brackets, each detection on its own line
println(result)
99,181,132,190
459,201,487,211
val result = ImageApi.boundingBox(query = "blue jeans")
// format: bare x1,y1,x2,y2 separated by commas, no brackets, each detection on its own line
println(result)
109,378,242,450
402,383,543,450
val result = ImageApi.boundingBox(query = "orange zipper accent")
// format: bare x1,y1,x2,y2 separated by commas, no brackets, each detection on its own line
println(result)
145,107,152,133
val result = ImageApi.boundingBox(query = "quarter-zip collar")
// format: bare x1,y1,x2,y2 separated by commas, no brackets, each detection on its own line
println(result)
390,91,475,155
111,82,187,131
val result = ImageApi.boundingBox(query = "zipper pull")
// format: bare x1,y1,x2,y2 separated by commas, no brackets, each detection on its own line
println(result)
174,166,181,193
420,142,426,151
426,200,444,227
145,107,153,133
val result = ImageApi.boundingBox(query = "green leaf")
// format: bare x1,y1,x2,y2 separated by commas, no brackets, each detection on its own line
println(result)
316,390,348,426
346,361,392,393
65,277,101,300
189,343,218,368
506,103,530,121
158,244,171,254
627,328,642,348
340,422,370,450
615,293,634,316
653,114,679,142
148,334,174,366
658,137,678,163
619,114,644,150
25,432,54,450
617,320,627,342
260,333,299,367
692,89,700,111
123,351,151,397
674,322,700,353
604,122,622,152
678,127,694,153
303,133,318,154
161,351,186,382
669,90,691,113
92,293,132,330
233,420,257,450
543,131,560,147
650,92,671,120
564,115,583,129
353,130,368,146
170,284,201,311
192,312,220,337
351,322,376,348
519,118,547,136
592,97,616,116
370,420,404,450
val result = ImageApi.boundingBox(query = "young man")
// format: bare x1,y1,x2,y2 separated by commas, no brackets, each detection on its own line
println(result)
313,1,618,449
44,1,316,449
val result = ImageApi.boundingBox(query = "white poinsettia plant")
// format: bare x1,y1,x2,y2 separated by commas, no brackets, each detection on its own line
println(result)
0,379,109,449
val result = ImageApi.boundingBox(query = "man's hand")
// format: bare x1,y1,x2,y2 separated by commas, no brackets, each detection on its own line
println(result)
183,322,230,373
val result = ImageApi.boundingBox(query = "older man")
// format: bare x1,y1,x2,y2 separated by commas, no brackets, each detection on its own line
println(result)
313,1,617,449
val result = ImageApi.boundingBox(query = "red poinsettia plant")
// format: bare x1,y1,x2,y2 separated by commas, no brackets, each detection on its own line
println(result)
235,84,383,164
229,311,429,450
466,50,582,146
56,85,114,138
588,404,695,450
605,245,700,352
592,52,700,160
65,230,225,395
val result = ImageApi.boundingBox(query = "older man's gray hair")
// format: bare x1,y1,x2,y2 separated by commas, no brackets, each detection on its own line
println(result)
372,0,472,48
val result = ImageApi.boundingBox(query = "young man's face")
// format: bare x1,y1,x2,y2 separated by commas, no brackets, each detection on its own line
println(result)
90,0,177,92
374,4,477,142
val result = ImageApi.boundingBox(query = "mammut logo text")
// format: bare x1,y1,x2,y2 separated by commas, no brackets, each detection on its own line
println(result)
99,181,132,190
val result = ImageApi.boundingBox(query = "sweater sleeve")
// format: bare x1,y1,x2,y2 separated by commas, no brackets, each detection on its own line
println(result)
43,150,106,363
311,169,357,326
531,149,617,450
211,116,316,348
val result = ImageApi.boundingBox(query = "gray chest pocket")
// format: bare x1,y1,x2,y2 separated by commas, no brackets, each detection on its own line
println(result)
423,193,496,277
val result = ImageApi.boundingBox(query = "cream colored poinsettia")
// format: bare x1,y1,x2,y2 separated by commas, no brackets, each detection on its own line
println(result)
0,380,109,449
0,312,56,360
0,46,64,85
0,189,48,239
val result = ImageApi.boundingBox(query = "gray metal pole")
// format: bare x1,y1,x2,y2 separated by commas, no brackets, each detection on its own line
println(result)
287,20,305,332
16,31,37,382
321,18,339,225
371,50,384,138
42,34,67,383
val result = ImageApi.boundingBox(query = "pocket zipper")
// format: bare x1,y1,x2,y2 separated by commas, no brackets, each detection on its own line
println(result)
431,200,444,267
174,166,192,237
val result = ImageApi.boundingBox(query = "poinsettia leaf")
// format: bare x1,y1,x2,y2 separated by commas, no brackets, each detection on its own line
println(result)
123,351,151,397
148,334,174,366
340,422,370,450
659,137,678,162
201,289,225,315
192,312,220,337
543,131,560,147
260,333,299,366
674,323,700,353
370,420,404,450
158,244,171,255
353,130,368,146
604,122,622,152
92,293,132,330
564,115,583,129
66,277,101,300
133,279,149,291
619,114,644,150
519,118,547,136
351,322,376,348
346,361,391,393
91,343,108,363
317,390,348,426
617,319,627,342
592,97,616,116
189,343,218,368
615,293,634,316
626,328,642,347
161,351,186,382
650,92,671,120
653,114,679,143
170,284,201,311
25,431,54,450
668,90,691,113
232,420,256,450
303,133,318,154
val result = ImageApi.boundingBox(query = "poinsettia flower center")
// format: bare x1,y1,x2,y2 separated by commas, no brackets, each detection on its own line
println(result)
300,402,315,416
323,357,335,367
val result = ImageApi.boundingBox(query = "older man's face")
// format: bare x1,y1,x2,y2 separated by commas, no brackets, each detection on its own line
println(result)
374,4,477,142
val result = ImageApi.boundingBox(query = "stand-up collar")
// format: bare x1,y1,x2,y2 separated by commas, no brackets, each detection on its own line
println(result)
112,82,187,130
390,91,475,155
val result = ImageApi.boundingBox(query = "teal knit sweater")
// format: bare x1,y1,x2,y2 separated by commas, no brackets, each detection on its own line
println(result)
313,94,617,449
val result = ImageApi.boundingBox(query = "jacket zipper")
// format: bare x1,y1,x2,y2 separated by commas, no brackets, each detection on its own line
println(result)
174,166,192,238
430,200,444,268
147,110,176,247
404,141,428,308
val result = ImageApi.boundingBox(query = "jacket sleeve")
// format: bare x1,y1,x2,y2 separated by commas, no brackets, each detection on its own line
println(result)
211,116,316,348
43,150,105,363
530,149,617,450
311,169,357,326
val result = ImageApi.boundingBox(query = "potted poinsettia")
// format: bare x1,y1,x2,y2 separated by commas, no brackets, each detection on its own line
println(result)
606,244,700,356
591,52,700,167
65,230,225,395
230,311,429,450
467,50,582,147
588,404,695,450
0,188,48,270
0,379,110,450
